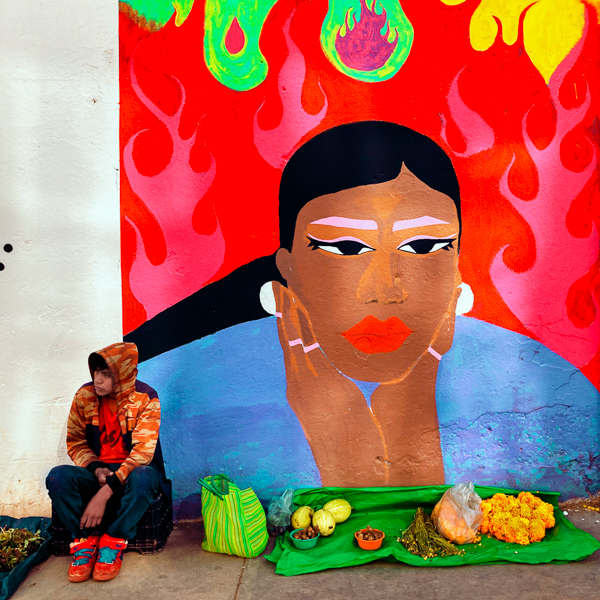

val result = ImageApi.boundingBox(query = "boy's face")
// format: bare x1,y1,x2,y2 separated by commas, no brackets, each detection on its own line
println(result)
93,367,114,397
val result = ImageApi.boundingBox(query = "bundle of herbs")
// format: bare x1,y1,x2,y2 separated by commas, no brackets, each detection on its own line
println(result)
399,508,464,559
0,527,45,572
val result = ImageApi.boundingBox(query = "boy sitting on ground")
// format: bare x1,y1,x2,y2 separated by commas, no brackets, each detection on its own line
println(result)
46,342,166,582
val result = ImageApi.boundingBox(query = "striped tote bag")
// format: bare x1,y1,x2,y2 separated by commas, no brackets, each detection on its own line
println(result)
198,474,268,558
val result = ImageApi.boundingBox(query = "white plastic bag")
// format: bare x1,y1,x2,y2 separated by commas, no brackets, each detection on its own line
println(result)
431,482,483,544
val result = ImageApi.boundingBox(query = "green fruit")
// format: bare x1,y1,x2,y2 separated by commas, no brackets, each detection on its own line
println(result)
323,498,352,523
291,506,314,530
312,509,336,536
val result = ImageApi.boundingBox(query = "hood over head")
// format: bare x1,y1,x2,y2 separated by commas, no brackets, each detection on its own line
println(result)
88,342,139,403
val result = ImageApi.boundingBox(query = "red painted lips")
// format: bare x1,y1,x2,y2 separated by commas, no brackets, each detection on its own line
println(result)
341,316,412,354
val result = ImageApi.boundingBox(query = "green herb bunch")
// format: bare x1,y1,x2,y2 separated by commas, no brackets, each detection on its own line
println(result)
0,528,44,572
399,507,464,559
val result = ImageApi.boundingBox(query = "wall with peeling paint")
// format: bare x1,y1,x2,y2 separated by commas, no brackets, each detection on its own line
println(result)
0,0,120,517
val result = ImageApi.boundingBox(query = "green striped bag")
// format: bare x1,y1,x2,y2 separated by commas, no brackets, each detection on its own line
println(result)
198,474,268,558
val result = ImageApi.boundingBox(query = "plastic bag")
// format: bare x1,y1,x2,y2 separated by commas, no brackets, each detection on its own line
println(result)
431,482,483,544
267,489,294,536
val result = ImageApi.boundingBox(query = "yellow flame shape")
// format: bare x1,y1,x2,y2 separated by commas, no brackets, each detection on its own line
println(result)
173,0,195,26
442,0,600,83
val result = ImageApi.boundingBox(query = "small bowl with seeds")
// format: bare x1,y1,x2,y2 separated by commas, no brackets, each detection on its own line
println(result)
355,525,385,550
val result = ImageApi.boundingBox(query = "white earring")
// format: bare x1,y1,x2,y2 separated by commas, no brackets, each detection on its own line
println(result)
260,281,277,315
455,282,474,315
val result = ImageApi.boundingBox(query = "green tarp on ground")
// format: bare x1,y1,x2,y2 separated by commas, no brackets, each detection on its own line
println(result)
0,517,52,600
265,485,600,576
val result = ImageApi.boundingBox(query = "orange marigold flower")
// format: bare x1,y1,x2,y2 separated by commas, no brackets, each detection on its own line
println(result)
517,491,533,504
506,495,519,512
531,496,544,510
519,504,532,520
480,518,490,534
503,515,529,545
493,494,510,509
481,492,555,544
529,519,546,543
489,512,510,539
533,504,556,528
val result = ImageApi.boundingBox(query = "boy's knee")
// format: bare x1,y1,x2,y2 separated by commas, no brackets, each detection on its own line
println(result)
46,465,75,493
126,467,159,495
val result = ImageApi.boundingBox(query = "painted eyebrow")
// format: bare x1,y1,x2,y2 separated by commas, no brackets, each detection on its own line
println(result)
392,216,450,231
309,217,378,230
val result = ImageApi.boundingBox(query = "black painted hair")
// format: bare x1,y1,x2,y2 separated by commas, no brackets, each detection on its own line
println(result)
127,121,462,361
278,121,461,250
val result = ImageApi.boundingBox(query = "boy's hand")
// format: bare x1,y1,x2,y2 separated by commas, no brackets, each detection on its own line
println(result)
94,467,114,486
80,486,113,530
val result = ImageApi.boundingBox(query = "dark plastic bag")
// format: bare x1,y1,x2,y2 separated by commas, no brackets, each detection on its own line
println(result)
267,489,294,536
0,516,52,600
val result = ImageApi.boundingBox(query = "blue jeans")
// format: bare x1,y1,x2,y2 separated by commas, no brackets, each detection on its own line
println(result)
46,464,160,541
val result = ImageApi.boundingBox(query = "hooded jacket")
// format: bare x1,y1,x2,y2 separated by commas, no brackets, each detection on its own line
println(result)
66,342,164,494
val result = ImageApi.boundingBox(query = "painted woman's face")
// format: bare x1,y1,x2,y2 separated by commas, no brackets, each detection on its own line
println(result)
276,165,461,383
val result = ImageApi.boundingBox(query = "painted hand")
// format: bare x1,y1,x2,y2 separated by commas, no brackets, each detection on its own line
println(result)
94,467,114,487
272,281,389,487
80,486,113,530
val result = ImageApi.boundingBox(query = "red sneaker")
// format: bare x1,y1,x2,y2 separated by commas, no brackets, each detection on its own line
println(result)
92,534,128,581
68,535,100,582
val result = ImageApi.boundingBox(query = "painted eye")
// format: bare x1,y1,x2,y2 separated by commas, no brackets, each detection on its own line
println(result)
308,238,375,256
398,239,455,254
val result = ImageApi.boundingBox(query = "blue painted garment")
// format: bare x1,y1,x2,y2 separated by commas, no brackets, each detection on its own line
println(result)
138,316,600,504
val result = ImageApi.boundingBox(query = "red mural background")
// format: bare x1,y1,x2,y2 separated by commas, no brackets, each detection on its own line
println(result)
119,0,600,387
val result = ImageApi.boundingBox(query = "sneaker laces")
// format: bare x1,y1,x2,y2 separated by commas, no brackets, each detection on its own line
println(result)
72,544,96,566
98,545,121,565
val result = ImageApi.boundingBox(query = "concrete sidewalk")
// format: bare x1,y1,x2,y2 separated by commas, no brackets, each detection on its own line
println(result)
12,510,600,600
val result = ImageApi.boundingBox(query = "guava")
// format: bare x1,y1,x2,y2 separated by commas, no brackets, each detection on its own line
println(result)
312,509,336,536
291,506,314,530
323,498,352,523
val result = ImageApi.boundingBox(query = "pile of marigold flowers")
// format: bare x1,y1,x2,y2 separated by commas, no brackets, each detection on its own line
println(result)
480,492,556,545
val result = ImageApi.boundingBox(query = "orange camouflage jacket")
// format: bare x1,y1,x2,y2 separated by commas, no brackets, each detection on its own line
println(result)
67,342,164,490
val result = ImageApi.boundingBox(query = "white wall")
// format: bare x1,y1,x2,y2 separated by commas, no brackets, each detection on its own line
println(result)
0,1,120,517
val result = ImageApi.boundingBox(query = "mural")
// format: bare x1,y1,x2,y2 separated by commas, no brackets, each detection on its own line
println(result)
119,0,600,514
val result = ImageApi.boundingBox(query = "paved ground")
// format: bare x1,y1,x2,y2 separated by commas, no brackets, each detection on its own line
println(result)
12,509,600,600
